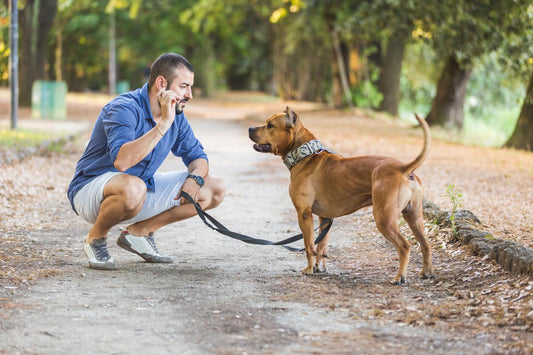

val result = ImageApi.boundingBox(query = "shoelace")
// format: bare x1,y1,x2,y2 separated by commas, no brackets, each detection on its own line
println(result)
93,241,110,261
146,235,160,254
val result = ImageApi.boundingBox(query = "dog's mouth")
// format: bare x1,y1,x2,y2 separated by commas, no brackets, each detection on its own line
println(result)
253,143,272,153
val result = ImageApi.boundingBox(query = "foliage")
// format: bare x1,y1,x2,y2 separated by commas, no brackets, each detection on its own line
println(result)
400,40,525,146
1,0,532,148
352,78,383,109
398,0,533,133
423,0,532,69
444,184,463,237
180,0,273,92
0,4,8,85
269,2,333,101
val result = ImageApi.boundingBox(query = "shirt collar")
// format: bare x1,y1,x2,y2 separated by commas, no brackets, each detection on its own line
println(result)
140,83,154,122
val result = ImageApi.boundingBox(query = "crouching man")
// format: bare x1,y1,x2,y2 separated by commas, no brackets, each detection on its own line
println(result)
67,53,225,270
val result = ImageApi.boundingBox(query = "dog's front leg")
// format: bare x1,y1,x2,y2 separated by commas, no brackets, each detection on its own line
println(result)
297,209,316,275
314,216,331,273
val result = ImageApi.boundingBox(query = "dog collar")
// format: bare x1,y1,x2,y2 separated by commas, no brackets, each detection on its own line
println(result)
283,139,331,170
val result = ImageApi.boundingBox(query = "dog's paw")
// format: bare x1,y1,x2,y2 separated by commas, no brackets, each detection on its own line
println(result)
420,271,435,279
313,264,327,273
390,276,406,285
302,266,314,275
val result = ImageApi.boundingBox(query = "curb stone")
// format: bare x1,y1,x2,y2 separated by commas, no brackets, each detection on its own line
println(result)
423,200,533,277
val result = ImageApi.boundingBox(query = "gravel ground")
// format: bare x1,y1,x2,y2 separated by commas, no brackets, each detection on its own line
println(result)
0,90,531,353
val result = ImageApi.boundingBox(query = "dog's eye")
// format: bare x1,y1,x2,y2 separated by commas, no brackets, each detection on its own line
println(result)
267,123,274,129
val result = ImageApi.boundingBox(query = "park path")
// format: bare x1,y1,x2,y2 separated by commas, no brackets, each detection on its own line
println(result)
1,103,531,354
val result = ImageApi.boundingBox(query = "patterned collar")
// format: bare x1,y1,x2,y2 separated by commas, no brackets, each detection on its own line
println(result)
283,139,331,170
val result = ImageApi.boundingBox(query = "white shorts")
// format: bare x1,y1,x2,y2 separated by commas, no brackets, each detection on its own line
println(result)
73,171,189,225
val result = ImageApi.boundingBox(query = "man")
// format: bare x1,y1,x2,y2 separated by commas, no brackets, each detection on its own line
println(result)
68,53,225,270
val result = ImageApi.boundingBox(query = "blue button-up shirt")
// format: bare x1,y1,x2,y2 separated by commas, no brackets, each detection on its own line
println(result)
67,83,208,214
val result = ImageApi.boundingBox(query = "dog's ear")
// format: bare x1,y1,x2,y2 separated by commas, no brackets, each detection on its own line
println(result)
284,107,298,128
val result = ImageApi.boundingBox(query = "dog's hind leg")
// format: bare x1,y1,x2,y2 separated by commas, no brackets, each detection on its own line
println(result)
314,216,331,273
373,203,411,284
375,220,411,284
403,192,434,279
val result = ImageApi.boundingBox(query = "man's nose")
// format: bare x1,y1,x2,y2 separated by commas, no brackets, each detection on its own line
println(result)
185,87,193,99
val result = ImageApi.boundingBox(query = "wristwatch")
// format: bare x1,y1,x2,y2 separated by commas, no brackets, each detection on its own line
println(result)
187,174,204,187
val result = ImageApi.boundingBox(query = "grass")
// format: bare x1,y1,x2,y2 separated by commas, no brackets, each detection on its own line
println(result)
0,128,54,150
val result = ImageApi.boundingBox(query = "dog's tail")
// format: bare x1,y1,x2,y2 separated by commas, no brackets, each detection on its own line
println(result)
401,113,431,175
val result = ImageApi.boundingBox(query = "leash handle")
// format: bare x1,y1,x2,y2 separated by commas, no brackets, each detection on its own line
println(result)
180,191,332,251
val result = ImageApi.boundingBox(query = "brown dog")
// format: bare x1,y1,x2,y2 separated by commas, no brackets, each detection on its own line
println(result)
249,107,434,284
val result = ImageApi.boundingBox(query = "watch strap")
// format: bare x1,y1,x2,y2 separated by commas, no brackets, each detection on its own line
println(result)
187,174,204,187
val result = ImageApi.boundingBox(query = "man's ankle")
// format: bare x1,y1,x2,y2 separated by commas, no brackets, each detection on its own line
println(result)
86,234,106,244
125,226,152,237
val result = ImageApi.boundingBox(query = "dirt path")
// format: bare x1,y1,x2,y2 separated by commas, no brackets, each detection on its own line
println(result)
0,93,533,354
1,99,532,353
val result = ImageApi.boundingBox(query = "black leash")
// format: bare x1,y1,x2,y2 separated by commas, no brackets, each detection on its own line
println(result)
181,192,333,252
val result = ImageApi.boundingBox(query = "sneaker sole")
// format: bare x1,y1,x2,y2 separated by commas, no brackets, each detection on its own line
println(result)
87,260,117,270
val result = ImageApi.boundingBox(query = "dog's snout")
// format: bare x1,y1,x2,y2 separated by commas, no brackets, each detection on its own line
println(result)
249,127,257,140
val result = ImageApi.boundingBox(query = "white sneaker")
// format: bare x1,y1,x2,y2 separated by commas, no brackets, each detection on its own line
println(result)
116,231,174,263
84,238,116,270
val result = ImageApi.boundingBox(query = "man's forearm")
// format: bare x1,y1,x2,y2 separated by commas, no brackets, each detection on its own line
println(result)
187,158,209,178
114,123,167,172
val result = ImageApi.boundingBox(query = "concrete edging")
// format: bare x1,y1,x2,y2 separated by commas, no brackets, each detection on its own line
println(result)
423,200,533,277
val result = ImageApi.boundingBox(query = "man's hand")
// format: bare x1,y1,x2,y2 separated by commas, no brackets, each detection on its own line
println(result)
176,159,209,205
157,89,178,132
176,177,201,204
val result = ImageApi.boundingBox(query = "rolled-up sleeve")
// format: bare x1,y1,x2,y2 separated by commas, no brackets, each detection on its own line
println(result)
102,104,137,164
171,115,208,167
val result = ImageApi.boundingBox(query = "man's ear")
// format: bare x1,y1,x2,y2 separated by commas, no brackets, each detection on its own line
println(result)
157,76,167,91
284,106,298,128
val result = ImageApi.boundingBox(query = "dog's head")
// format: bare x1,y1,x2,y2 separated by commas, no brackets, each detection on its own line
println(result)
249,107,300,156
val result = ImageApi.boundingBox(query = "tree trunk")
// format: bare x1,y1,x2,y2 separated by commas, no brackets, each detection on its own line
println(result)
378,29,409,116
331,28,353,109
19,0,57,107
505,73,533,151
331,52,343,108
272,24,330,103
426,55,472,129
54,30,62,81
109,10,116,96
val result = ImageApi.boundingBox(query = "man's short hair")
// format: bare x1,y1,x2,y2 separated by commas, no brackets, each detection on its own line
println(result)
148,53,194,90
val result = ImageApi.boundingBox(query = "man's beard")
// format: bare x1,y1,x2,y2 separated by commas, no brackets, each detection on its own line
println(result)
166,83,186,114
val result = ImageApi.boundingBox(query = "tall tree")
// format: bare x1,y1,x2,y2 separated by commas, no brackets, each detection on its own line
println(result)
19,0,57,106
425,0,530,129
353,0,425,115
426,54,472,128
267,0,333,102
505,73,533,151
278,0,360,106
378,28,410,116
495,1,533,151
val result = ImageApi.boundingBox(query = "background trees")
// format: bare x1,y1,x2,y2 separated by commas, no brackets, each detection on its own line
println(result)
1,0,532,150
8,0,58,106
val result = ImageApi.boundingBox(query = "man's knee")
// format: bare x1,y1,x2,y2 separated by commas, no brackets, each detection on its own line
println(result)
122,177,147,212
207,176,225,208
106,174,147,212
